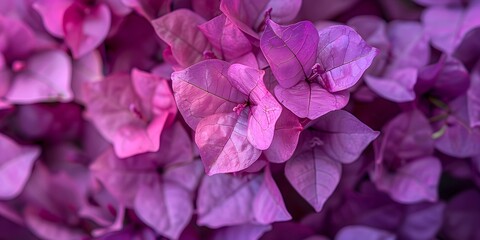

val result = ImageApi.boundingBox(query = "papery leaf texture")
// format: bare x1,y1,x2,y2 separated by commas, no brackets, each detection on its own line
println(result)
195,111,261,175
263,108,303,163
199,14,252,61
197,173,262,227
260,19,318,88
171,59,246,130
316,25,378,92
227,63,282,150
152,9,211,69
285,148,342,212
90,121,193,206
220,0,302,38
311,110,379,164
274,81,350,120
253,167,291,224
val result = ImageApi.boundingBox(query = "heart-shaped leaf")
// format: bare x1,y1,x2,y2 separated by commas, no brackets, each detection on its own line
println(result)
285,148,342,212
195,111,262,175
152,9,212,69
227,63,282,150
316,25,378,92
134,182,193,239
253,167,291,224
260,20,318,88
171,59,246,130
197,173,262,227
311,110,379,164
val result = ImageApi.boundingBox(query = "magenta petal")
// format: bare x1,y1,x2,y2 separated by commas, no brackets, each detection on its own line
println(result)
90,122,192,207
312,110,379,164
335,226,395,240
260,20,318,88
220,0,302,38
63,3,111,59
316,25,378,92
264,108,302,163
131,68,177,121
388,21,430,69
0,134,40,199
275,81,350,120
151,9,211,69
84,70,173,158
6,50,73,104
33,0,73,37
347,16,389,78
197,173,262,227
253,167,291,224
285,149,342,212
227,64,282,150
365,67,417,102
171,59,246,129
134,182,193,239
226,64,265,97
199,14,252,61
195,112,261,175
422,1,480,54
90,149,159,206
347,16,390,55
231,52,259,68
373,157,442,203
0,16,36,61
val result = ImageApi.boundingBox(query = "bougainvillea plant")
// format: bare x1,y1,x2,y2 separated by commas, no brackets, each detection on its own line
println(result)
1,0,480,239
